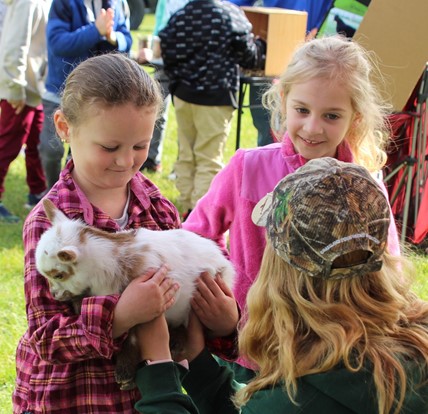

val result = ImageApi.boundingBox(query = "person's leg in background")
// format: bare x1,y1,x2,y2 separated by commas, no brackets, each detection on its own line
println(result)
249,82,274,147
191,104,234,207
141,69,170,172
173,96,197,217
0,100,46,222
39,98,64,190
24,104,47,208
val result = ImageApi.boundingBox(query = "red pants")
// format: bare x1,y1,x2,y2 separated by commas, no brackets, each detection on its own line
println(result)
0,100,46,197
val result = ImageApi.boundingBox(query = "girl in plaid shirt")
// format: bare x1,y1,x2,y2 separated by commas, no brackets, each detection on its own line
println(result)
13,53,238,414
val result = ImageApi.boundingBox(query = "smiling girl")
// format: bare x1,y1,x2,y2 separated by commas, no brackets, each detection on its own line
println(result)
183,35,400,373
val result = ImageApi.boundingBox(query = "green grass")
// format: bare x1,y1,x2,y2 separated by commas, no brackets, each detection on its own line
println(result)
1,14,428,413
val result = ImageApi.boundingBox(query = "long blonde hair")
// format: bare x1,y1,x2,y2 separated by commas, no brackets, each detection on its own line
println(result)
263,35,391,172
235,242,428,413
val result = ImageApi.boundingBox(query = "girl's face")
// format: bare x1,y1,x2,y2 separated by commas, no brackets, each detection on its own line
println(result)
284,77,356,159
55,103,157,195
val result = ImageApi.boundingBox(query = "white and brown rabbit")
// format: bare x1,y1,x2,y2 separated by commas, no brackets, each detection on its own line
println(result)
35,199,235,390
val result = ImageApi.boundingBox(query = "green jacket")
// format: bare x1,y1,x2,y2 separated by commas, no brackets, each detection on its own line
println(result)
135,349,428,413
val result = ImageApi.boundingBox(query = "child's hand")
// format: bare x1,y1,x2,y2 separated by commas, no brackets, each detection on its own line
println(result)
104,9,117,45
95,8,114,37
112,265,180,338
185,311,205,361
8,99,25,115
135,315,171,362
172,311,205,363
136,48,153,64
191,272,239,338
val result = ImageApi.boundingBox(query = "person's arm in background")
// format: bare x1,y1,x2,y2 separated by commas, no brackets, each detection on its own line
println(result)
48,0,111,56
47,0,131,57
227,3,266,70
108,0,133,52
135,0,166,63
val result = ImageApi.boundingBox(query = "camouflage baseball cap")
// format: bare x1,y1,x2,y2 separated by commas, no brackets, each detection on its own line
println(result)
252,158,391,280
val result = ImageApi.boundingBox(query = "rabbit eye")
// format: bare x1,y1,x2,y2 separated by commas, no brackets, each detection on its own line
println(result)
53,272,65,280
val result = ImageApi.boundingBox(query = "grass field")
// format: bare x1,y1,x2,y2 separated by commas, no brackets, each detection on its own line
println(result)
1,14,427,413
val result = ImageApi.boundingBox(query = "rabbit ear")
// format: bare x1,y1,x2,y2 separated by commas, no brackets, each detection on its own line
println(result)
57,246,79,263
43,199,68,224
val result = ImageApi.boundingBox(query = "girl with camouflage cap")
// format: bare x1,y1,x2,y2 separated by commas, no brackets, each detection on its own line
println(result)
133,159,428,413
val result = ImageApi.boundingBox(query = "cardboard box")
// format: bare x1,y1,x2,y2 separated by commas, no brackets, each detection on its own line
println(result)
241,7,307,77
354,0,428,111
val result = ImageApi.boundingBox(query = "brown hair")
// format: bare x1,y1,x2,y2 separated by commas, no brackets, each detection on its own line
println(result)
60,53,163,125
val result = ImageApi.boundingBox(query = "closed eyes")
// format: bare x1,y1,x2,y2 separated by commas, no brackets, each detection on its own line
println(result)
101,145,148,152
53,272,65,280
101,146,118,152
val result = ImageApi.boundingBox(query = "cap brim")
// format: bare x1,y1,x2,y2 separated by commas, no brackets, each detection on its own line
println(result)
252,192,273,226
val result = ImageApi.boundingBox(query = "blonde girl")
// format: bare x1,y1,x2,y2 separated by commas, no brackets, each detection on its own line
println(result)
183,35,400,371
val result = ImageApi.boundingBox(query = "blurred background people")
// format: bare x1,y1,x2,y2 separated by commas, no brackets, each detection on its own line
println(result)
0,0,48,222
159,0,266,218
137,0,191,173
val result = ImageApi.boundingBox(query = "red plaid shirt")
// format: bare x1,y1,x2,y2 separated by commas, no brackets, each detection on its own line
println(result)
13,161,181,414
13,161,237,413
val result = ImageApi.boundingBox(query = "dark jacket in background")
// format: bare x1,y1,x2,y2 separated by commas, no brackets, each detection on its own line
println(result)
159,0,266,107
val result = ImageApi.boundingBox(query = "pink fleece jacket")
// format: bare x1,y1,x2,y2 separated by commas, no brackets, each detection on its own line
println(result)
183,134,400,368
